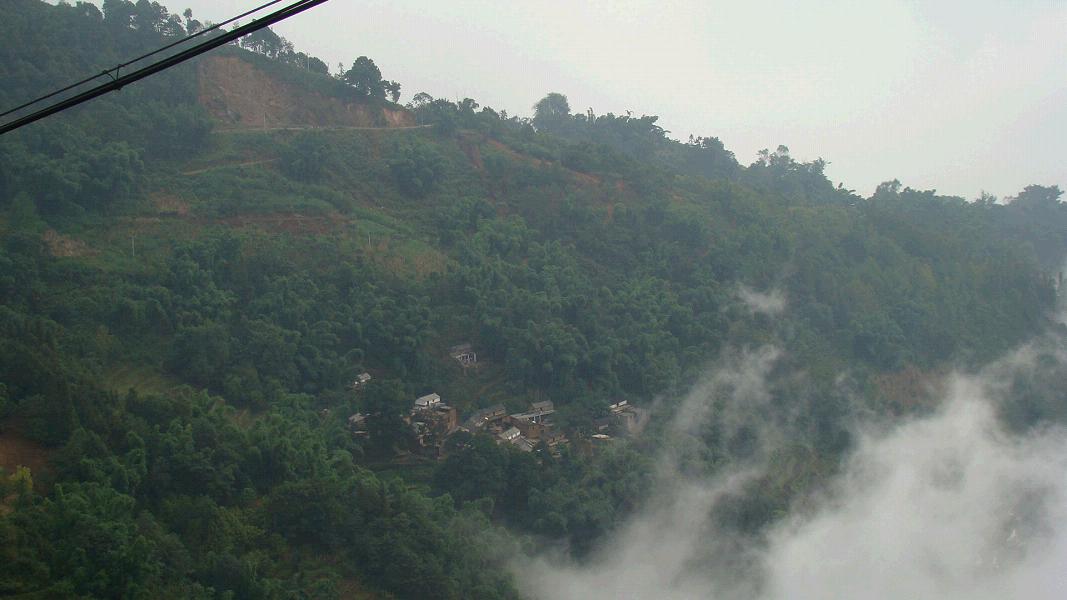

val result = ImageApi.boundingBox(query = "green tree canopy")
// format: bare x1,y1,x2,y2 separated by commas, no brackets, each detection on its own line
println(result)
532,92,572,132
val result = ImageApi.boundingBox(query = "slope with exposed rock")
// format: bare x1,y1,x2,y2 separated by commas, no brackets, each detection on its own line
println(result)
198,54,415,130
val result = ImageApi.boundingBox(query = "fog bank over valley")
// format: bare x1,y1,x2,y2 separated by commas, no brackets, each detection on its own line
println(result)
519,326,1067,599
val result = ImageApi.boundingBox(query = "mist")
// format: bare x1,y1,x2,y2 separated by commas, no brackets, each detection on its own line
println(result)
516,336,1067,599
128,0,1067,199
737,286,786,317
1057,259,1067,326
764,370,1067,600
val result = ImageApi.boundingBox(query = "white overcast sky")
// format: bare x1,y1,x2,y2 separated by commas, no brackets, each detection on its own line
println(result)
78,0,1067,198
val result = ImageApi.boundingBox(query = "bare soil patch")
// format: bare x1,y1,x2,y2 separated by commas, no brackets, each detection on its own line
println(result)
42,229,96,258
152,193,191,215
198,56,415,130
213,212,346,235
0,430,52,477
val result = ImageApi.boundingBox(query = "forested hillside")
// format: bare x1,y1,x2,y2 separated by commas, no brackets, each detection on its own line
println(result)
1,1,1066,598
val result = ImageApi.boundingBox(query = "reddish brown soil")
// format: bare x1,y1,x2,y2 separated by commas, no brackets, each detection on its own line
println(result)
459,135,486,172
0,430,51,477
198,56,415,130
483,139,603,186
151,193,191,216
212,212,345,235
42,229,96,258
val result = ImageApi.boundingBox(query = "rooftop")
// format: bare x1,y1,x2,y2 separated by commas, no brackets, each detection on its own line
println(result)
415,393,442,407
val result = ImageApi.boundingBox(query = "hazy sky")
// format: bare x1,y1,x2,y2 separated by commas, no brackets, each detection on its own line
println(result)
84,0,1067,198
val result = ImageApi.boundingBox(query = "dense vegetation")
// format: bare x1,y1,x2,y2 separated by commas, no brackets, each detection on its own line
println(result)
1,1,1066,598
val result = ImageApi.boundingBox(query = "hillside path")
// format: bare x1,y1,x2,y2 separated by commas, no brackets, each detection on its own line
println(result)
181,158,278,175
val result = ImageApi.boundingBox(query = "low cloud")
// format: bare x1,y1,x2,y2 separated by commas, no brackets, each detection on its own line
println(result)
737,286,786,316
516,342,1067,599
764,374,1067,600
516,347,783,600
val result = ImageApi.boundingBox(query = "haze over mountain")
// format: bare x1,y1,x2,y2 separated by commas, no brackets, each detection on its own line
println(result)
2,1,1067,598
76,0,1067,199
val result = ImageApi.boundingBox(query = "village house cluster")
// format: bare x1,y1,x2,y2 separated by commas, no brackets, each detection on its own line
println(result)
348,391,649,460
392,393,568,458
344,345,649,459
469,399,567,454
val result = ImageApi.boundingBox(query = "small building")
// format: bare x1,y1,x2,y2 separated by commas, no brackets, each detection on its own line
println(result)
509,400,556,426
429,403,458,432
449,343,478,367
498,427,521,443
497,427,536,452
609,401,649,436
347,413,369,438
530,400,554,414
414,393,442,410
406,401,458,458
350,372,372,390
463,404,507,431
510,416,546,440
513,437,536,452
348,413,367,427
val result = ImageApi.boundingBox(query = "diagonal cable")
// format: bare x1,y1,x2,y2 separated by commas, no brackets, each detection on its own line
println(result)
0,0,314,129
